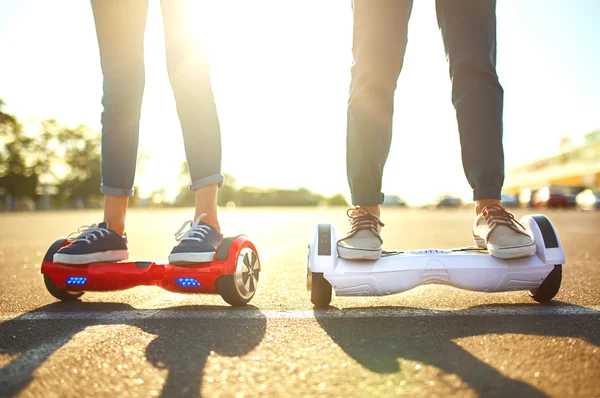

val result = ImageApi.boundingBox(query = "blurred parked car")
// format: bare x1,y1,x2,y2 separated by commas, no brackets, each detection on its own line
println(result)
382,195,406,207
533,186,569,208
437,196,462,208
563,186,587,207
519,188,536,208
575,189,600,211
501,193,519,208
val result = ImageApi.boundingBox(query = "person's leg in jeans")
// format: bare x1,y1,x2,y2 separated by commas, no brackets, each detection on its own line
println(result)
337,0,413,260
437,0,535,259
95,0,148,235
55,0,224,265
54,0,147,265
161,0,225,264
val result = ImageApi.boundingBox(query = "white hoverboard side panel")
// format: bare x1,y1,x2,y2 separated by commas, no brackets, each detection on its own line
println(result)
309,214,564,298
327,252,555,296
519,215,565,265
308,223,338,274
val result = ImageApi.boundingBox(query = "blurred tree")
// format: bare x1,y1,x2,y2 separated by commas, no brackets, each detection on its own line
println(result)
218,173,238,206
150,187,167,208
327,193,349,207
0,100,39,208
175,162,194,206
54,122,102,207
174,161,238,207
0,101,150,210
129,185,141,207
236,187,327,206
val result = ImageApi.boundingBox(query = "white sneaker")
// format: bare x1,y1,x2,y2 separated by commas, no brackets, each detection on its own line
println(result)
337,206,384,260
473,204,536,259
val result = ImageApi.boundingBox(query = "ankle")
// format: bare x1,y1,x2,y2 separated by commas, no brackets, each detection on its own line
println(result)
193,184,220,231
104,195,128,235
475,199,502,215
357,205,380,218
196,213,220,232
105,222,125,236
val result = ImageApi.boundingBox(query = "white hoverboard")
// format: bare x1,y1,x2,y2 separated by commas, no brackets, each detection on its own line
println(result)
307,215,564,308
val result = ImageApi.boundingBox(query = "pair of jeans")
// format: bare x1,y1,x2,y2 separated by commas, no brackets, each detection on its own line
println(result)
91,0,223,197
347,0,505,205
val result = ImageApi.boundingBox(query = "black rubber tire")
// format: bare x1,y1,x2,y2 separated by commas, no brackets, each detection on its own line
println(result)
44,274,84,301
216,272,259,307
311,272,332,308
43,239,68,262
43,238,84,301
529,265,562,302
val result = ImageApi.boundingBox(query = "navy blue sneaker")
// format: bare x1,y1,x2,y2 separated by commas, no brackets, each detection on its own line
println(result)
169,214,223,264
53,222,129,265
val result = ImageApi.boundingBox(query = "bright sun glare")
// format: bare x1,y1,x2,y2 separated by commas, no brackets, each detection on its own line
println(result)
95,1,477,205
135,1,357,202
3,1,599,206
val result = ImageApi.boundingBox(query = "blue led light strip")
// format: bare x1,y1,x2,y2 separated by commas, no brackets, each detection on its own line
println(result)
176,278,200,287
66,276,87,285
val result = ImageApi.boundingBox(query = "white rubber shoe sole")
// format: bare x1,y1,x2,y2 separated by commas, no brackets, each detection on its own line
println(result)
168,251,216,264
53,250,129,265
337,244,382,261
473,236,537,259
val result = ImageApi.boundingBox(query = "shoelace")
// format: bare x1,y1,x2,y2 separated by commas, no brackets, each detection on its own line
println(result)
174,213,211,243
481,204,528,236
344,206,385,240
67,224,111,245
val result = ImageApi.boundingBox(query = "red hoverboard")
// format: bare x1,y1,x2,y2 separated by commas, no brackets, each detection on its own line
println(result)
40,236,260,306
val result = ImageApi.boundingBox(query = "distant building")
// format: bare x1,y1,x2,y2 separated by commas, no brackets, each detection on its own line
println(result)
504,129,600,195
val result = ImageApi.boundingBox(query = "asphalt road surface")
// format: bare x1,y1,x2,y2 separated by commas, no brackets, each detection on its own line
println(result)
0,207,599,397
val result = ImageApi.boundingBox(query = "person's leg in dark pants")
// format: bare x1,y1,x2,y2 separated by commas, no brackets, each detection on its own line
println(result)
339,0,413,260
437,0,535,259
436,0,504,207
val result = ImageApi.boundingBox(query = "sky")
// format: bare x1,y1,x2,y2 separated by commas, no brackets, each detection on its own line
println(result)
1,0,599,205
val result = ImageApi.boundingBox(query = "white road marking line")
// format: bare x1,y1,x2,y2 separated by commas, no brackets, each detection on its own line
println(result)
1,306,599,322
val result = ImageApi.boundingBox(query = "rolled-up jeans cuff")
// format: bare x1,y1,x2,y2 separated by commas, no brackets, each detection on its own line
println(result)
473,186,502,201
190,174,224,191
351,192,385,207
101,184,135,197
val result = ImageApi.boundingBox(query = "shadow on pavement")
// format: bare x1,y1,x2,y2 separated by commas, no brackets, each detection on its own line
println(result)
315,302,600,398
0,302,266,398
